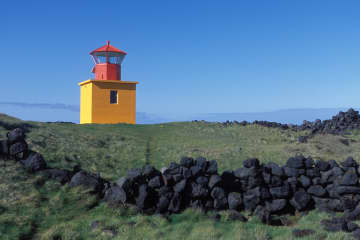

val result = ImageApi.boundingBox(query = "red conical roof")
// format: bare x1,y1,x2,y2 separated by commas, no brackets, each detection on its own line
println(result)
90,41,127,55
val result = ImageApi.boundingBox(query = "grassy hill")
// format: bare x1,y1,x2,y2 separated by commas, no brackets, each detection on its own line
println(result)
1,113,360,239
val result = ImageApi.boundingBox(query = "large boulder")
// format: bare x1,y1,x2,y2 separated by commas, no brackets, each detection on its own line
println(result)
104,185,127,205
173,179,186,193
7,128,25,144
290,189,311,211
208,174,222,189
228,192,243,210
9,141,28,157
69,170,104,193
20,151,47,172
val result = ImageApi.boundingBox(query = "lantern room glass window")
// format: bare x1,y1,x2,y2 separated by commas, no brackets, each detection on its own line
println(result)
110,90,118,104
91,52,125,65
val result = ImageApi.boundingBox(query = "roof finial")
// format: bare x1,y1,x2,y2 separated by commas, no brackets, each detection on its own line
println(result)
107,40,110,46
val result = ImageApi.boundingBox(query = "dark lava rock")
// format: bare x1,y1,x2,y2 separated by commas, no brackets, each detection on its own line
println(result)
116,177,132,194
307,185,326,197
286,156,305,169
69,170,104,193
341,157,358,168
336,186,360,195
41,168,72,184
157,196,170,213
243,190,261,211
173,179,186,193
269,175,282,187
206,160,218,174
191,183,209,198
228,210,247,222
243,158,260,168
267,162,284,177
265,199,287,213
269,184,290,199
328,160,339,169
214,197,228,210
7,128,25,144
315,160,330,172
148,176,162,189
142,165,160,179
208,175,222,189
283,167,300,178
290,189,311,211
304,157,315,169
168,193,182,213
180,156,194,168
228,192,242,210
306,168,320,178
234,167,259,179
195,157,208,171
299,175,311,188
211,187,226,200
196,176,208,186
20,151,47,172
312,177,321,185
172,174,183,183
136,184,150,210
127,168,143,182
190,165,202,177
182,167,192,179
292,229,316,238
340,170,359,186
9,141,28,156
104,185,127,204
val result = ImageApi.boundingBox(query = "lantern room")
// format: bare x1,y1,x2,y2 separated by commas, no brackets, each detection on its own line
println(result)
90,41,127,80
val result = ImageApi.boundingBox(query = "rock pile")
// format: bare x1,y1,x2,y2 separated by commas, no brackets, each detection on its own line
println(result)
216,108,360,136
104,155,360,225
297,108,360,134
4,127,360,237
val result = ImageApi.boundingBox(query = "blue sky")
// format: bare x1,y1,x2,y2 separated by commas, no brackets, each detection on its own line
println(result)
1,1,360,119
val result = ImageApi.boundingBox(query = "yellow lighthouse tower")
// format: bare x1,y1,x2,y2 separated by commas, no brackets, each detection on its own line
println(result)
78,41,138,124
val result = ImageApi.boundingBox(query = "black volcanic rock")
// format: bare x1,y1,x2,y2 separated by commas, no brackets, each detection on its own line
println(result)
228,192,243,210
20,151,47,172
290,189,311,211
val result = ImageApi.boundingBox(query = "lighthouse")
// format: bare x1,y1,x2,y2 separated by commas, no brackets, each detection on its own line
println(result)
78,41,138,124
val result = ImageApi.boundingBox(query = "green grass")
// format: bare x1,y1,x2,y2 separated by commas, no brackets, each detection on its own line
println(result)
1,112,360,239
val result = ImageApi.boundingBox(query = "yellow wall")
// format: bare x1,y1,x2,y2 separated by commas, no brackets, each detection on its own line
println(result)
79,79,138,124
80,83,92,124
